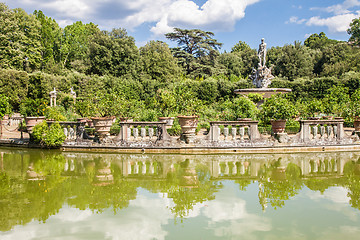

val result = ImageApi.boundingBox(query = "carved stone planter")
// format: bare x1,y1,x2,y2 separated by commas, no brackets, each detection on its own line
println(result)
354,117,360,132
177,115,198,143
158,117,175,129
25,116,46,133
91,116,115,137
270,119,287,134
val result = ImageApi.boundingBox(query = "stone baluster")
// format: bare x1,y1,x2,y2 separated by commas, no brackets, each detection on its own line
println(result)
141,127,146,139
320,125,325,139
326,126,332,138
148,128,154,139
231,127,237,140
127,127,131,139
133,128,139,139
223,127,229,139
333,125,338,138
63,128,68,139
312,125,318,139
334,160,338,172
239,127,245,140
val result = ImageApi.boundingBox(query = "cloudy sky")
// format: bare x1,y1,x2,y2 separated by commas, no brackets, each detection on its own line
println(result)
3,0,360,51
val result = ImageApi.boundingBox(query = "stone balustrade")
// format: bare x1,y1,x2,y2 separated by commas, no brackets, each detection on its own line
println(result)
206,120,261,142
8,116,23,126
118,121,171,142
297,119,346,143
47,121,86,141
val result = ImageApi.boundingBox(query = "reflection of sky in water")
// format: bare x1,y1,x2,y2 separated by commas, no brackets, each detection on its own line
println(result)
2,182,360,240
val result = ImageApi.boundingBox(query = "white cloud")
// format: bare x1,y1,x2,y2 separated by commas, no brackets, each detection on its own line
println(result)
307,186,350,204
311,0,360,15
288,0,360,33
306,12,360,33
4,0,260,34
287,16,306,24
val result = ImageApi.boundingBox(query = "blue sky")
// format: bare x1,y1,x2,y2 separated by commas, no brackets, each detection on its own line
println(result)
3,0,360,51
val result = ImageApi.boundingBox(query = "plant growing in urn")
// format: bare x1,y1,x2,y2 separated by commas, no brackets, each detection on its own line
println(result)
177,98,200,144
91,94,122,137
260,94,298,134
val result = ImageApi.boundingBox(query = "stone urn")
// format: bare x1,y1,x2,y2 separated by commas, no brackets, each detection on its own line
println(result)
158,117,175,129
91,116,115,137
25,116,46,133
270,119,286,134
177,115,198,143
354,117,360,132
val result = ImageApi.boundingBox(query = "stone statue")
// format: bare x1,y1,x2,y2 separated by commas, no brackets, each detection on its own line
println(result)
70,87,76,102
49,87,57,107
258,38,266,67
249,38,274,88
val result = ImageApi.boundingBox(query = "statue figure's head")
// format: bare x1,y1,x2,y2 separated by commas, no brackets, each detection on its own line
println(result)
261,38,265,43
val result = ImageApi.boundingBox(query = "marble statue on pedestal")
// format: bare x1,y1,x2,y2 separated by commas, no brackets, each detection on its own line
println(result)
249,38,274,88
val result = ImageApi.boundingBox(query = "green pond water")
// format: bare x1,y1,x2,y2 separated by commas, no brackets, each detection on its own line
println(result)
1,148,360,239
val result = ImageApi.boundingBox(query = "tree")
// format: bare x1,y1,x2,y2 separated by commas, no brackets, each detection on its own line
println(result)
348,17,360,45
33,10,61,72
139,40,180,82
268,42,318,80
304,32,338,49
60,21,99,69
165,28,222,77
88,28,139,77
0,4,42,71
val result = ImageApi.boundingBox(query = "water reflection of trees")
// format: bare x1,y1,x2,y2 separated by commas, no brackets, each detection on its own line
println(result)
1,150,360,230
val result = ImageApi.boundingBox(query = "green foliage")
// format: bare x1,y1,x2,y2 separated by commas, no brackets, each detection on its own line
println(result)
19,98,48,117
260,94,298,122
219,97,258,121
139,40,180,82
45,106,66,121
32,121,66,147
247,93,264,104
0,94,11,118
348,17,360,46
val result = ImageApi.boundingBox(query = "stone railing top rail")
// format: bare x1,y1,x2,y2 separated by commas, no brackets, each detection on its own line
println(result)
119,121,167,126
47,121,85,126
209,121,258,126
299,119,344,124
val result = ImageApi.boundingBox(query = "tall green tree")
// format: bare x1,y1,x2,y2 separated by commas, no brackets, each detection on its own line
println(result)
88,28,139,77
165,28,222,77
60,21,99,69
139,40,180,82
348,17,360,46
33,10,61,72
0,4,42,71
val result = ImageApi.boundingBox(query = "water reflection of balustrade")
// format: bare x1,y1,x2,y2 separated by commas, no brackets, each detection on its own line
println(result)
118,122,171,142
298,120,345,142
216,161,251,177
207,121,261,141
123,160,158,176
48,121,86,141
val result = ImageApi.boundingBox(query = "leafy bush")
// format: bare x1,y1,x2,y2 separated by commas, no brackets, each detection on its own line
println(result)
0,94,11,118
19,98,48,117
32,121,66,147
260,94,298,123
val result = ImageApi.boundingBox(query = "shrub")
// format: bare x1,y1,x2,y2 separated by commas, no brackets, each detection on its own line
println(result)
260,94,298,123
32,121,66,147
